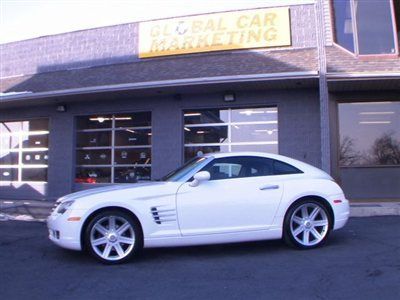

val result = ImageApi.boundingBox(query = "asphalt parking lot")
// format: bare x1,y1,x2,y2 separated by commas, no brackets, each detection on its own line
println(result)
1,217,399,300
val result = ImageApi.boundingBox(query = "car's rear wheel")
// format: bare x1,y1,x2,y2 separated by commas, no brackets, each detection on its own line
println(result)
283,200,331,249
84,210,142,264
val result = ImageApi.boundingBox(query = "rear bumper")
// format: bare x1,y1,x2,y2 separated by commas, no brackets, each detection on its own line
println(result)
329,196,350,230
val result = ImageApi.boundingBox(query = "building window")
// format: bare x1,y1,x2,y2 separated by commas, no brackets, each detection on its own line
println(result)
332,0,399,55
75,112,152,184
338,102,400,167
183,107,278,161
0,119,49,182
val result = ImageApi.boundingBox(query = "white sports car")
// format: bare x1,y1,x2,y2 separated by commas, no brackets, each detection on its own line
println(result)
48,152,350,264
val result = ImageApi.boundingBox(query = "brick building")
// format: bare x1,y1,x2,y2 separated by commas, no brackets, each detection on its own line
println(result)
1,0,399,201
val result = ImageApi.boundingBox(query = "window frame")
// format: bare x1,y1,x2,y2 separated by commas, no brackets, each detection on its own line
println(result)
75,112,152,184
0,118,50,183
183,106,279,162
331,0,399,57
337,100,400,168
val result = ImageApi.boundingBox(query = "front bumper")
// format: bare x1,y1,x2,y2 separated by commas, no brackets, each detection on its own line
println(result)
47,209,84,251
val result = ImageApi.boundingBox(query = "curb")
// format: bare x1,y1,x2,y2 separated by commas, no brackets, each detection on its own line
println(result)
350,202,400,217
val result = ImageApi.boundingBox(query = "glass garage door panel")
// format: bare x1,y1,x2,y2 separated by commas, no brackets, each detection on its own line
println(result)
231,144,278,154
76,131,111,148
114,167,151,183
114,148,151,165
0,118,49,183
22,168,47,182
76,149,112,165
184,109,229,125
184,145,230,161
0,151,18,165
184,125,228,144
22,151,49,165
0,168,18,181
114,129,151,146
184,107,278,161
231,124,278,143
75,167,112,184
75,112,152,183
77,115,113,130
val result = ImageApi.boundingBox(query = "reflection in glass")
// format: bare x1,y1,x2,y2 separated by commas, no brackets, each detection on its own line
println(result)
184,109,229,125
231,107,278,123
75,112,152,183
231,144,279,153
332,0,397,55
356,0,395,55
0,151,18,165
76,150,112,165
75,167,111,183
22,168,47,182
114,129,151,146
114,148,151,165
184,107,279,161
184,145,229,161
114,167,151,183
0,168,18,181
22,151,48,165
114,112,151,128
231,124,278,143
0,118,49,182
339,102,400,166
76,131,111,148
76,115,113,130
21,134,49,148
184,126,228,144
0,135,19,149
332,0,355,52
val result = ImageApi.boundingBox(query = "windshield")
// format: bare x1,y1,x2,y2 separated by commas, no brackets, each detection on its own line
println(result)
161,156,208,182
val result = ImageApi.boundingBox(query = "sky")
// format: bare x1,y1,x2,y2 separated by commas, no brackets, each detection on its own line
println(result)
0,0,309,44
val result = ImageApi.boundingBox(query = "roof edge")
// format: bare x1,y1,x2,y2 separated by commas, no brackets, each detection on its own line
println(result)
0,71,319,103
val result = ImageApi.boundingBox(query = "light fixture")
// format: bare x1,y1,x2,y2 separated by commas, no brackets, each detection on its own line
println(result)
359,121,391,124
184,127,191,132
114,117,132,121
223,92,235,102
359,112,395,115
239,110,264,116
184,113,201,117
56,105,66,112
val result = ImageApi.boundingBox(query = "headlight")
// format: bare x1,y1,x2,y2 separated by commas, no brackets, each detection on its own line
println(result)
56,200,74,214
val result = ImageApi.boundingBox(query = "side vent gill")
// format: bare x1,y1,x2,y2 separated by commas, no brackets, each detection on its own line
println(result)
150,206,176,225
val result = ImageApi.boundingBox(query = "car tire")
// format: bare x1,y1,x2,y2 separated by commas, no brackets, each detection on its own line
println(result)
84,209,143,264
283,199,331,249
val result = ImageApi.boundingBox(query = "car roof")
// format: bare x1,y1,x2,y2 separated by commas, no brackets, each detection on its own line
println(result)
202,152,329,178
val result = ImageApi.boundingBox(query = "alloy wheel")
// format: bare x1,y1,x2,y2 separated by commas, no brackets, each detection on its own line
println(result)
289,203,329,247
89,215,136,261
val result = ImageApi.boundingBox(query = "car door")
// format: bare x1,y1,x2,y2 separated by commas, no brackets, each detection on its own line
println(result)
176,156,284,236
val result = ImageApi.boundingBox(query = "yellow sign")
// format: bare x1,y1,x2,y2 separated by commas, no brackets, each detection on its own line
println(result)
138,7,291,58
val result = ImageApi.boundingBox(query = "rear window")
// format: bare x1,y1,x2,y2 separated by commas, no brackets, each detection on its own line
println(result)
273,160,303,175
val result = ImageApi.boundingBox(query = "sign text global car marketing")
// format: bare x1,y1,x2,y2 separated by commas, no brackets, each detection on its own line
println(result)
139,7,291,58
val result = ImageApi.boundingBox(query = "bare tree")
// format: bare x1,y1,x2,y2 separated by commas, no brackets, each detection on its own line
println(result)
339,136,361,166
370,132,400,165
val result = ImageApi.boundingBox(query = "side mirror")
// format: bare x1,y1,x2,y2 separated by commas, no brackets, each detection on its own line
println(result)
189,171,210,187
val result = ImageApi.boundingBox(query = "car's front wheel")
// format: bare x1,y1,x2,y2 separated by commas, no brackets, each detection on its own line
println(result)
283,200,331,249
84,210,142,264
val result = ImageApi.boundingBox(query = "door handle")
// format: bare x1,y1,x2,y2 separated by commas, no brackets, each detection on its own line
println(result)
259,184,279,190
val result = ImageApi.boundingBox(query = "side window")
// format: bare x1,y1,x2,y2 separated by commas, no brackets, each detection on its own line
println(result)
273,160,303,175
201,156,274,180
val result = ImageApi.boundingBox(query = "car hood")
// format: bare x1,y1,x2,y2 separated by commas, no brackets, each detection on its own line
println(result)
57,182,168,203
